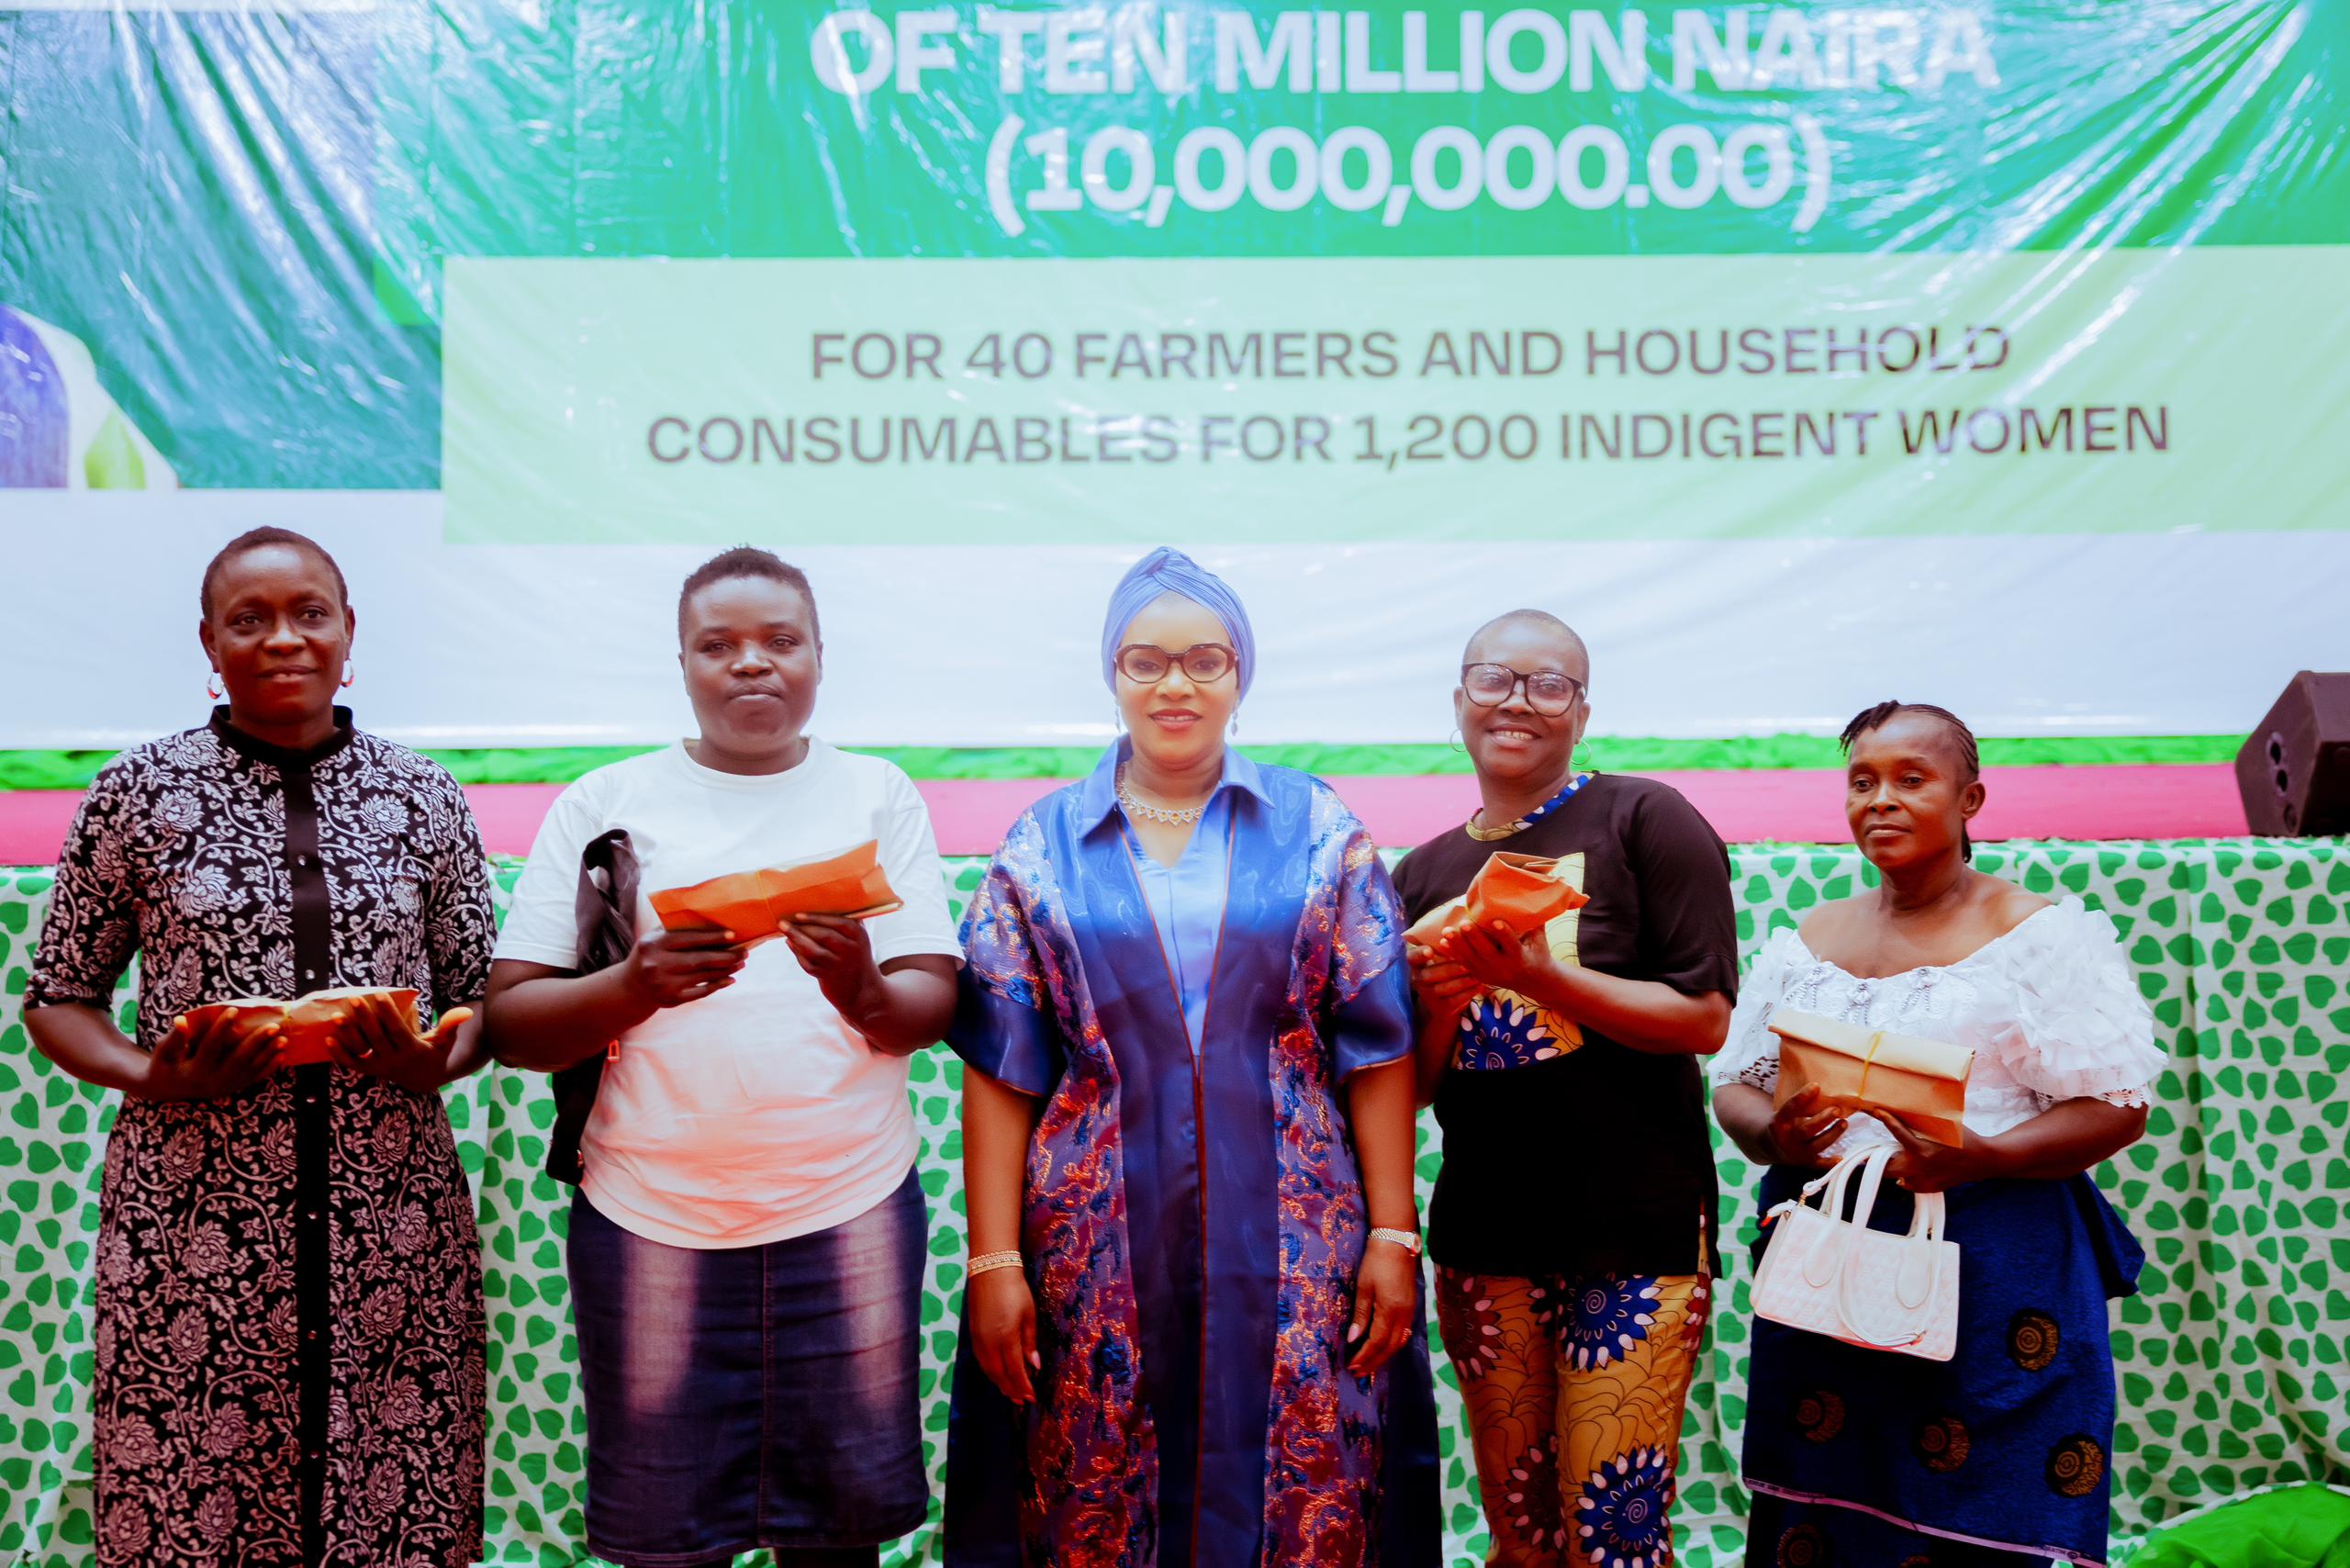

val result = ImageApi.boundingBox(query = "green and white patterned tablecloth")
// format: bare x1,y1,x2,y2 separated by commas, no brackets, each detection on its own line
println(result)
2,839,2345,1565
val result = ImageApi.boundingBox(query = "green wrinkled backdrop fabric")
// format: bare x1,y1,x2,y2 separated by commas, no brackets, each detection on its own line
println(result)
2122,1484,2350,1568
1,839,2344,1565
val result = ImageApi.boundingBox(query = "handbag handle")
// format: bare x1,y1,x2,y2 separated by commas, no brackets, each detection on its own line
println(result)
1844,1144,1895,1224
1834,1153,1946,1347
1796,1148,1886,1290
1895,1191,1946,1308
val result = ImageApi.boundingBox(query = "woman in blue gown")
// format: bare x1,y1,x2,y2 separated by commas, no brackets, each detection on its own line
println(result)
944,548,1441,1566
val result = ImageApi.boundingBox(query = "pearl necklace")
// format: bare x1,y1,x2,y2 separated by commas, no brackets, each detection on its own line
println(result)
1116,765,1211,825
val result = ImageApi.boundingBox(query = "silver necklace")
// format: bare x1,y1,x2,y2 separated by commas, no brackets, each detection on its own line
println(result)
1116,764,1210,825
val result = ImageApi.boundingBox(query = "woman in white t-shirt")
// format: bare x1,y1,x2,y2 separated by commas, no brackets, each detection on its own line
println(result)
484,548,960,1568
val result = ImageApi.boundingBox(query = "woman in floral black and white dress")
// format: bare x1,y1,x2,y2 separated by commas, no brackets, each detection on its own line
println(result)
26,528,495,1568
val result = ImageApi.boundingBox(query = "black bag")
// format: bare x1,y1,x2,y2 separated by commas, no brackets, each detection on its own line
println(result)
547,827,638,1186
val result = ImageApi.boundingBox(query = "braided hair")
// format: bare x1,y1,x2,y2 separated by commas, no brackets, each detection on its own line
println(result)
1840,700,1982,860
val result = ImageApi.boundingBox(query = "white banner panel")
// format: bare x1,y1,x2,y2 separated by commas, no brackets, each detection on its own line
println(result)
3,490,2338,749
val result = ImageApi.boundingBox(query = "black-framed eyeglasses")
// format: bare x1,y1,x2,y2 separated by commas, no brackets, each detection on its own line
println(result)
1117,643,1237,685
1460,662,1583,715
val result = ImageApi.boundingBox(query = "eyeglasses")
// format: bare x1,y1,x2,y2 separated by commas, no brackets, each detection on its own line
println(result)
1460,663,1584,716
1116,643,1237,685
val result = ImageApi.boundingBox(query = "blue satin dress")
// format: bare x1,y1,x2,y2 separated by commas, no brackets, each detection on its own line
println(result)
944,743,1441,1567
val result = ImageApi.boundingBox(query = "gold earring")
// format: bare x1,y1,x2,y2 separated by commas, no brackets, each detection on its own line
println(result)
340,661,356,689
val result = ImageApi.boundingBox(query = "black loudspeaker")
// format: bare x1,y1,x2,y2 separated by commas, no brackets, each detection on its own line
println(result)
2235,672,2350,836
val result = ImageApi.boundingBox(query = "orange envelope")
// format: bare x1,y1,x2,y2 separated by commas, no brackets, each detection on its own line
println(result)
1405,852,1590,947
183,987,420,1069
1768,1009,1975,1147
650,839,902,940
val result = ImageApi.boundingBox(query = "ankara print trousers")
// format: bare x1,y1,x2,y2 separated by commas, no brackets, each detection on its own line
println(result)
1436,1266,1710,1568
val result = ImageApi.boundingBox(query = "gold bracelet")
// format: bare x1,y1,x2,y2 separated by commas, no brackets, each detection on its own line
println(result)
968,1250,1024,1277
1369,1226,1424,1258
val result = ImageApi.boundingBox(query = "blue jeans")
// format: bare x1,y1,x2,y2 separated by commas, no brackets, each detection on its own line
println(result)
568,1170,930,1567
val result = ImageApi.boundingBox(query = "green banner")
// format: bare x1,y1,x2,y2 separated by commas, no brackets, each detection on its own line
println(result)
443,246,2333,543
4,3,2341,491
4,2,2345,749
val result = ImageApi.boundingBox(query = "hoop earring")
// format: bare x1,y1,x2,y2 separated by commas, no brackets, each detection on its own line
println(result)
207,671,222,700
340,661,356,689
1448,728,1465,754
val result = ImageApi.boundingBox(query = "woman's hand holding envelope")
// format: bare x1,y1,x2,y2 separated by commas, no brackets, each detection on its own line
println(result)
1876,1106,2009,1193
1440,919,1560,999
135,1009,283,1102
1404,851,1587,1018
1405,941,1484,1017
623,926,751,1010
782,913,888,1026
782,913,965,1058
329,992,478,1094
1762,1082,1849,1168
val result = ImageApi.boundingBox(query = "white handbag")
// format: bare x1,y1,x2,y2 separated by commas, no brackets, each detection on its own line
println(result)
1750,1147,1960,1361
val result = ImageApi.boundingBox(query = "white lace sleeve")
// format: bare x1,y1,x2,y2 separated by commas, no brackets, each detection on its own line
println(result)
1991,899,2165,1107
1711,925,1805,1093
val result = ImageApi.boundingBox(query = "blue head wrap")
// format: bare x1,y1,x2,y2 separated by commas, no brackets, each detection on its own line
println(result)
1101,546,1256,700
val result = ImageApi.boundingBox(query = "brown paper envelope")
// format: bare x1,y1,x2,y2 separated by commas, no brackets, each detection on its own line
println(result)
651,842,904,938
1472,852,1588,929
765,839,878,896
1769,1011,1973,1147
650,871,775,936
1405,851,1590,947
186,987,420,1069
760,855,903,923
1404,895,1464,950
277,988,422,1067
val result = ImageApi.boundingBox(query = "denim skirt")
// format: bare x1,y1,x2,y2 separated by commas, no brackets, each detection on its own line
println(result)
567,1169,931,1566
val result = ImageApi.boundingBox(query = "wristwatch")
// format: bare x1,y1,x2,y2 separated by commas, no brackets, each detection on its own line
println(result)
1369,1226,1424,1258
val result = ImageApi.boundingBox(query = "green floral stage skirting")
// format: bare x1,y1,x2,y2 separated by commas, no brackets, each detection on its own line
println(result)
1,839,2345,1566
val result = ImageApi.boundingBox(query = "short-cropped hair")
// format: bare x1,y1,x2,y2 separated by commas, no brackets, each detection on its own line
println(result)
199,526,349,618
677,546,819,642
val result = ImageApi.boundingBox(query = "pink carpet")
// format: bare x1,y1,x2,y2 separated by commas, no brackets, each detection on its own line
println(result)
0,765,2249,865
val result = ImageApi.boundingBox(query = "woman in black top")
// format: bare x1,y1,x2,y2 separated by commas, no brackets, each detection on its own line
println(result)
1393,609,1737,1568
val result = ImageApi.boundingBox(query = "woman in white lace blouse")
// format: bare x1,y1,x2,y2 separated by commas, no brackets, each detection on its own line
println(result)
1712,702,2164,1568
